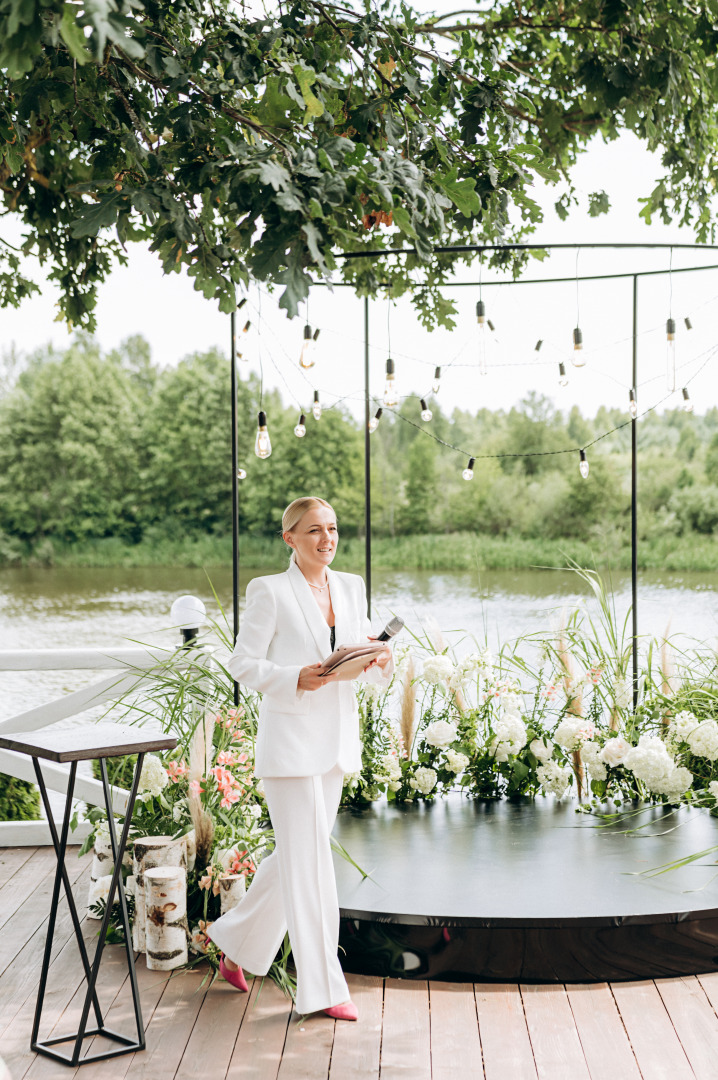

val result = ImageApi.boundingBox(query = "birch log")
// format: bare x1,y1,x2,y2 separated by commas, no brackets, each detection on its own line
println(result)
144,867,188,971
132,835,186,952
87,829,133,918
218,873,246,915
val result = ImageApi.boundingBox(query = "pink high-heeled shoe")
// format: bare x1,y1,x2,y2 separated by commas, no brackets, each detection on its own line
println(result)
219,954,249,992
324,1001,358,1021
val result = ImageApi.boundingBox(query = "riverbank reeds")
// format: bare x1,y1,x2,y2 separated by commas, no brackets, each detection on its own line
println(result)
6,531,718,572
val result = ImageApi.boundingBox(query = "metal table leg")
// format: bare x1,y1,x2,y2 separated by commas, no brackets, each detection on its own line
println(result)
31,752,146,1067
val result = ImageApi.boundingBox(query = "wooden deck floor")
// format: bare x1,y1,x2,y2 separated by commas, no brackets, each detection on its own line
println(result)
4,848,718,1080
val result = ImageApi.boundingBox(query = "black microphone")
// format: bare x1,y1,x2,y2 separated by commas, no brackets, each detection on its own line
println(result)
377,616,404,642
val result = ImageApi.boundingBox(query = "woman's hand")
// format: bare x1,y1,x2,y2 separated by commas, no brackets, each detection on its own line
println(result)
298,663,337,692
364,637,393,672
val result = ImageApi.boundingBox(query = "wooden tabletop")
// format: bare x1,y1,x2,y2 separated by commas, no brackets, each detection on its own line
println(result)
0,722,177,762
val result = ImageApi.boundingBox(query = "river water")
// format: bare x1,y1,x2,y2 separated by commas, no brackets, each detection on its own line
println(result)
3,564,718,724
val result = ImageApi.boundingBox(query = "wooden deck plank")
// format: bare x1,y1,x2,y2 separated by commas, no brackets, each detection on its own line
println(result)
475,984,537,1080
380,981,431,1080
429,981,483,1080
329,974,383,1080
277,1007,335,1080
0,846,38,889
656,976,718,1080
520,984,591,1080
0,848,59,934
611,980,695,1080
696,971,718,1014
174,975,251,1080
225,976,293,1080
565,983,641,1080
117,970,207,1080
3,900,109,1079
0,853,92,1028
65,959,171,1080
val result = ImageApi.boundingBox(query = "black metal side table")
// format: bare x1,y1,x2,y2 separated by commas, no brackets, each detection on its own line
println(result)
0,723,177,1067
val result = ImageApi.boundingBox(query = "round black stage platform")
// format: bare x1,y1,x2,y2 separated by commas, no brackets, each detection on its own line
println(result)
332,794,718,982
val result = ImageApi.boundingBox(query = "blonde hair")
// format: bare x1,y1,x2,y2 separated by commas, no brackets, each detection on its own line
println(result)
282,498,336,561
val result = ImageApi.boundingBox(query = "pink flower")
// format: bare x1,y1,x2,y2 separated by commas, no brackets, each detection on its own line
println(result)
166,760,189,783
586,666,604,685
230,849,256,876
198,873,213,891
220,790,241,809
189,779,204,797
542,685,558,700
216,750,238,767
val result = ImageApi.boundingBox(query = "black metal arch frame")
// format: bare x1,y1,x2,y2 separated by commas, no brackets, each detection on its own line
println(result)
230,241,718,710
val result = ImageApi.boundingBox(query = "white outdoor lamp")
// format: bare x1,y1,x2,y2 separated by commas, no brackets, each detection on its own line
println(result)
170,595,207,644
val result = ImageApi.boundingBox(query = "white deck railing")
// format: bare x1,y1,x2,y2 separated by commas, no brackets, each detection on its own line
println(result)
0,645,173,846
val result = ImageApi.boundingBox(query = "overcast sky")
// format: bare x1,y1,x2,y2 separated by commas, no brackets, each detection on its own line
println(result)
2,69,717,425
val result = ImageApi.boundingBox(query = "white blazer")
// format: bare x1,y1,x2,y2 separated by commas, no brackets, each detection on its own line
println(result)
227,561,391,778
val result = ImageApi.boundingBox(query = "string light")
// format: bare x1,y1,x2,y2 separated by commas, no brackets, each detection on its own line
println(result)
682,387,693,413
294,413,306,437
312,390,322,420
462,457,475,481
572,327,585,368
238,467,247,480
254,411,271,459
685,316,693,330
300,325,320,369
432,366,441,395
579,448,589,479
237,298,247,311
476,300,488,376
558,361,568,387
534,339,543,360
629,389,638,419
666,317,676,391
420,399,433,422
384,358,399,406
368,407,383,433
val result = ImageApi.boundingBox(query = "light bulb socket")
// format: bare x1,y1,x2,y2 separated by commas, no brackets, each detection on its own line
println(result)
236,297,247,310
487,318,496,332
313,390,319,403
535,339,543,353
386,357,395,375
375,407,383,420
667,317,676,339
298,413,306,425
303,324,312,340
467,457,475,470
476,300,486,322
313,328,321,342
685,316,693,330
573,327,583,348
434,366,441,380
682,387,690,402
420,398,428,411
242,320,251,333
559,361,566,377
629,388,636,403
257,410,267,427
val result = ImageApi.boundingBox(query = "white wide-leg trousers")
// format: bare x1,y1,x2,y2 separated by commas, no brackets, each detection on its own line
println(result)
208,765,349,1015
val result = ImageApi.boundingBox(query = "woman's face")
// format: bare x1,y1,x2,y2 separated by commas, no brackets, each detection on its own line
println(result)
284,506,338,570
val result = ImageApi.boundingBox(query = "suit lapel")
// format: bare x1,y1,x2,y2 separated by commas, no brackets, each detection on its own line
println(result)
287,561,331,660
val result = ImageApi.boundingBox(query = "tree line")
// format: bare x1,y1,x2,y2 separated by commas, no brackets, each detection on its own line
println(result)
1,335,718,563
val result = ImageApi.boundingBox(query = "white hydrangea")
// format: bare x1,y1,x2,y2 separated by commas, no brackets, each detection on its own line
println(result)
388,780,402,792
361,681,385,703
490,712,528,762
579,741,608,782
612,677,632,710
423,720,458,748
444,749,470,774
624,735,693,799
553,716,596,751
537,761,573,799
686,720,718,761
410,766,438,794
667,710,700,746
709,780,718,801
529,739,552,762
600,737,631,767
377,753,402,782
447,650,493,690
422,654,455,685
246,803,263,819
138,754,170,797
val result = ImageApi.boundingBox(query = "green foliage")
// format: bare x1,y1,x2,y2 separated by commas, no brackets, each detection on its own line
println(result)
1,1,717,329
0,772,40,820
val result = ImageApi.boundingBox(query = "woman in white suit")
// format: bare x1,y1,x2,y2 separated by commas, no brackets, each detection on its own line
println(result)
209,496,393,1020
